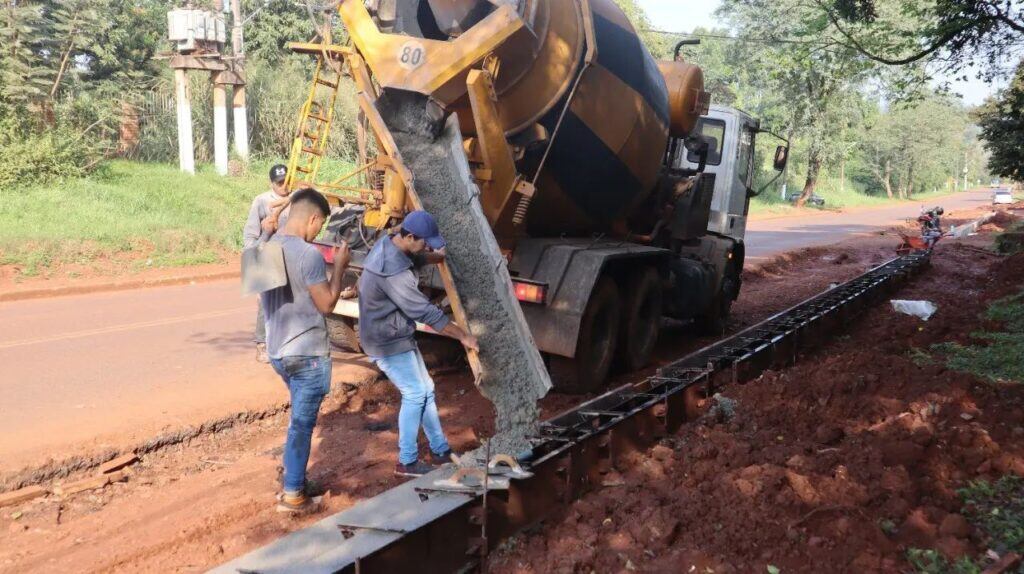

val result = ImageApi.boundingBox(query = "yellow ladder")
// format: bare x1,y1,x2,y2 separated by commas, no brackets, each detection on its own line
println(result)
285,55,343,191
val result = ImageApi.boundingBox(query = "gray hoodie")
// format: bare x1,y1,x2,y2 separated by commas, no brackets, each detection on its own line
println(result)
358,236,450,359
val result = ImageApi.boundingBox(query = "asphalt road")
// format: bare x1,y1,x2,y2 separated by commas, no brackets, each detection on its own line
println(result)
0,189,993,473
744,189,992,261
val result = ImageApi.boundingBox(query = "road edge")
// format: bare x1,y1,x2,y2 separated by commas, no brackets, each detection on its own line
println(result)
0,270,241,303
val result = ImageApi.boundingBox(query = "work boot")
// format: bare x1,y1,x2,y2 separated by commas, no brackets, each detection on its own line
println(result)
394,460,435,477
430,450,460,466
255,343,269,364
276,491,322,514
275,467,326,497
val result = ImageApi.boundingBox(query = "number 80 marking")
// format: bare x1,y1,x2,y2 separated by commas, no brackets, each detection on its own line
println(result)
397,41,426,70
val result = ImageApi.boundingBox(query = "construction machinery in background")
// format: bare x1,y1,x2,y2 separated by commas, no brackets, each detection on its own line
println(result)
286,0,789,393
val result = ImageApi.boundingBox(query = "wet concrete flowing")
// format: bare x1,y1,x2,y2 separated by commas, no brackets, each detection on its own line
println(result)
378,91,552,459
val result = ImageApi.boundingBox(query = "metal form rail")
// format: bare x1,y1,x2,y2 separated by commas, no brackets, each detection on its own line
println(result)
213,252,931,574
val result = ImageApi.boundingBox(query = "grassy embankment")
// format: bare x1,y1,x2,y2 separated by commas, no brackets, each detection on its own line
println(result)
749,175,967,216
0,161,260,276
0,159,354,277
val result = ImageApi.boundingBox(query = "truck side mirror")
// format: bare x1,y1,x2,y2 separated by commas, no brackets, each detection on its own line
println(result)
773,145,789,171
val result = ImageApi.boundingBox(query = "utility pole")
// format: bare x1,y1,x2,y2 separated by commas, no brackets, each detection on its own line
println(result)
231,0,249,163
213,0,229,175
174,68,195,174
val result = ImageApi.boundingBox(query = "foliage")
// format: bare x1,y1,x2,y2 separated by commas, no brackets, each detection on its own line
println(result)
977,62,1024,181
718,0,888,205
0,96,113,185
958,475,1024,556
933,290,1024,384
822,0,1024,85
241,0,318,65
906,548,982,574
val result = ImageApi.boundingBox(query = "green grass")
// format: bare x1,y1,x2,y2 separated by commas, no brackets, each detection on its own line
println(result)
0,160,276,274
960,476,1024,555
907,476,1024,574
933,290,1024,384
750,175,954,216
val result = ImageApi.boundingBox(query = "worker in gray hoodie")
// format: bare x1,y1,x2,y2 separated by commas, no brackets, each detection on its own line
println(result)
244,164,292,363
358,210,478,477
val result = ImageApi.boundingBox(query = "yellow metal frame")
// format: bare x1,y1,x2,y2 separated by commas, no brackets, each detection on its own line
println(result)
339,0,528,105
284,56,342,193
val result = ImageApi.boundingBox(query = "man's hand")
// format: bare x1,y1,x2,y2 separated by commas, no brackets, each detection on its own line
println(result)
333,241,351,272
460,333,479,352
261,215,279,234
421,247,446,265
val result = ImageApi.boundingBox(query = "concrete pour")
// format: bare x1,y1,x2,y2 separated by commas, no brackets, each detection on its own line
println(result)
378,91,553,459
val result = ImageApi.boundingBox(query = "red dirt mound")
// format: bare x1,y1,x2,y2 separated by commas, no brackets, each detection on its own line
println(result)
490,239,1024,573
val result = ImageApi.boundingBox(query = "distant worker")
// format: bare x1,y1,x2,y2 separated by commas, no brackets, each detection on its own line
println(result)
358,210,479,477
244,164,292,363
261,188,351,512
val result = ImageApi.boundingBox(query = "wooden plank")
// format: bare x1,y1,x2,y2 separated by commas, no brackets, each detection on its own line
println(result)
0,485,47,509
99,454,139,474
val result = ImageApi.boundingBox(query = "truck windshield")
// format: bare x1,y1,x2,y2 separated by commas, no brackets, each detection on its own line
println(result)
687,118,725,166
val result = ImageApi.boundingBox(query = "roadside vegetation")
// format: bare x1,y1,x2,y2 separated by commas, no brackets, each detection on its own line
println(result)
908,476,1024,574
0,0,1013,277
934,290,1024,385
0,161,261,275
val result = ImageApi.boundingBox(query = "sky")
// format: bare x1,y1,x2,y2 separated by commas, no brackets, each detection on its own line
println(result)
637,0,1002,106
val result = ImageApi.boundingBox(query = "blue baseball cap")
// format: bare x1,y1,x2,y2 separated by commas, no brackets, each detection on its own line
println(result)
401,210,446,250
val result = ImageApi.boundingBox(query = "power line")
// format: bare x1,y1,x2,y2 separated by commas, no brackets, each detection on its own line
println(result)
641,28,821,45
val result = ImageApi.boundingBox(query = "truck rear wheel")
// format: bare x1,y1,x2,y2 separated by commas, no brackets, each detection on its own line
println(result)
549,278,621,394
327,316,362,353
616,267,662,372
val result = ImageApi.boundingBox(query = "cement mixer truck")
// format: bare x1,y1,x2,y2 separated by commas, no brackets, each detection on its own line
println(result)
284,0,789,393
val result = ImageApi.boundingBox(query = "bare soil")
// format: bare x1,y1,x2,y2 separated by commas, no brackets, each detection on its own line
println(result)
490,215,1024,573
1,206,1017,573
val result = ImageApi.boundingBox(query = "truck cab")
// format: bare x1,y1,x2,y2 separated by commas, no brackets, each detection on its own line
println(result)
677,105,760,242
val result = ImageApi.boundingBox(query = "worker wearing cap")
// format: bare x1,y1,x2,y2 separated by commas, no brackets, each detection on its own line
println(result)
244,164,292,363
358,211,479,477
262,188,351,512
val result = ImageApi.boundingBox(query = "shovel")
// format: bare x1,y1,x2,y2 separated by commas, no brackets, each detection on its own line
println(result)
240,241,287,297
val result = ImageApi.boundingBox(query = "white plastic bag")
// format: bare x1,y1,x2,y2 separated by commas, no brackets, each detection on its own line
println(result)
890,300,938,321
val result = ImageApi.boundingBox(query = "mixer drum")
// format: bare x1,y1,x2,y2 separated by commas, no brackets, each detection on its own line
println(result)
392,0,671,236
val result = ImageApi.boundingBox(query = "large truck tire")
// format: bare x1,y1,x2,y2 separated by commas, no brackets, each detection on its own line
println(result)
549,278,621,394
327,316,362,353
615,267,663,372
695,262,739,336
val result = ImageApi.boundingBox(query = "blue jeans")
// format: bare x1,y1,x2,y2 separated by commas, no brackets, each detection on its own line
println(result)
372,349,450,465
270,355,331,493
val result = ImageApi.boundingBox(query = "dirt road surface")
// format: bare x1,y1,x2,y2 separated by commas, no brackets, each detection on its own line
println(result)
0,189,992,477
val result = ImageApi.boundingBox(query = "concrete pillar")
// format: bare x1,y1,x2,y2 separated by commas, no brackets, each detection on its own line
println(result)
230,0,249,164
232,85,250,162
213,81,229,176
174,68,195,175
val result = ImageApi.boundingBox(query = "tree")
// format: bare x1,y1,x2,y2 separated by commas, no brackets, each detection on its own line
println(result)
817,0,1024,84
1,1,50,108
976,62,1024,180
720,0,880,206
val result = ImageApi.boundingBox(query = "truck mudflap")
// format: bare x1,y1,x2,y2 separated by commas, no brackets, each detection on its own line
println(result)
510,238,670,358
